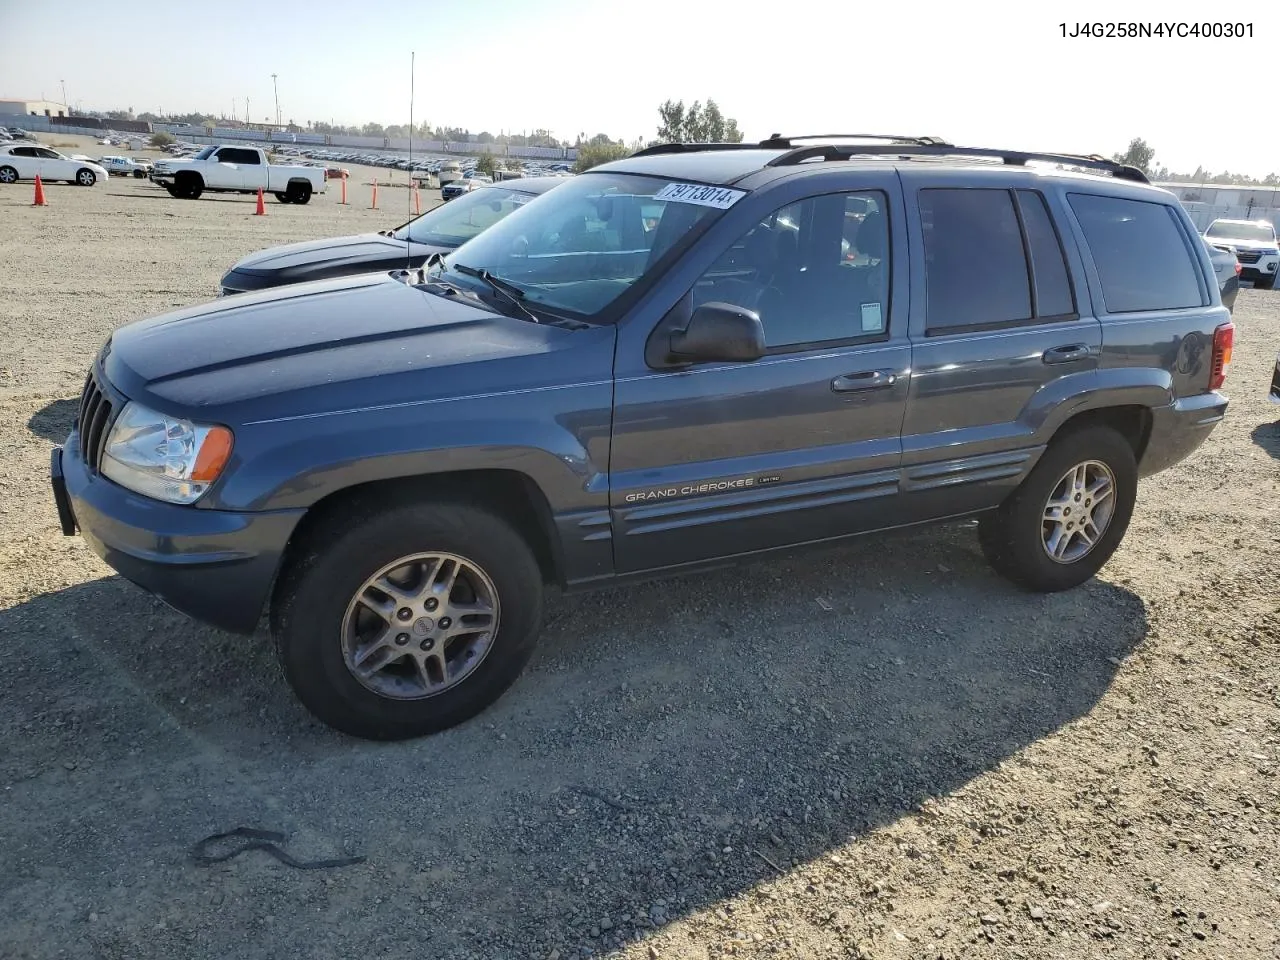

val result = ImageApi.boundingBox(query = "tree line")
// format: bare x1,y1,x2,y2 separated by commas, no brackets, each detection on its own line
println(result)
1113,137,1278,186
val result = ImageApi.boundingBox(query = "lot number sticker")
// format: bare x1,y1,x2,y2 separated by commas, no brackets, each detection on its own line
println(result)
654,183,747,209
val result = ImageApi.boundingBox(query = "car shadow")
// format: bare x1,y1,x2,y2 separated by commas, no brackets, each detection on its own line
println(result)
0,524,1148,957
27,397,79,444
1250,419,1280,459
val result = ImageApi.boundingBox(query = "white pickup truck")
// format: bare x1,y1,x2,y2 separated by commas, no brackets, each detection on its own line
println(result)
149,145,326,204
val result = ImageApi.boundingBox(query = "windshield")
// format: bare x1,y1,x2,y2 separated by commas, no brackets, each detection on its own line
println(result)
394,186,538,246
1206,220,1276,243
192,146,217,161
436,172,733,319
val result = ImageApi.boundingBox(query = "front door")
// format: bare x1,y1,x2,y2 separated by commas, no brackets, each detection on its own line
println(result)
610,173,912,574
895,171,1103,521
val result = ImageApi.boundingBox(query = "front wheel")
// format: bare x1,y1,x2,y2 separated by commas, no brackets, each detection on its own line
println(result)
272,500,545,740
274,192,291,203
75,168,97,186
0,165,17,184
978,425,1137,592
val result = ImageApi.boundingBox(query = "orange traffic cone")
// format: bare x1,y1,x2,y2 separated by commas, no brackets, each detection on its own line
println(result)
413,182,421,216
339,172,347,205
370,179,378,210
32,175,47,206
254,187,266,215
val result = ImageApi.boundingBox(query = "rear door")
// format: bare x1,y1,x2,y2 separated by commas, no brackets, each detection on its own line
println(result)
896,171,1102,521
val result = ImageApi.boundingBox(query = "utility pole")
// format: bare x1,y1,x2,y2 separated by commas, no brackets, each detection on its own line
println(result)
60,80,68,111
271,74,280,127
246,97,250,126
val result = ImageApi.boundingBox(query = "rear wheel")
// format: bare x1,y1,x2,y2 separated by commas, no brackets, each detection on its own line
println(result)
286,181,312,205
75,168,97,186
0,165,17,184
272,499,544,740
978,425,1137,592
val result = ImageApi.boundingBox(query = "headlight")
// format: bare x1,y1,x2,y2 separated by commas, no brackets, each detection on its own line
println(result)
100,402,234,504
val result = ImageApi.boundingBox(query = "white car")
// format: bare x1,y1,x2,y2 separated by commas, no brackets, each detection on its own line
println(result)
99,155,150,178
0,144,108,186
1203,218,1279,290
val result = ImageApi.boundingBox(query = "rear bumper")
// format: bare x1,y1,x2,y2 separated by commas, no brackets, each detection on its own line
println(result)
54,438,304,634
1138,391,1229,477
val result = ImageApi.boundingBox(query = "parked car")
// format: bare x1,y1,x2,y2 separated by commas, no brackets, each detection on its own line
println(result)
1203,218,1279,289
1204,239,1241,311
0,145,108,186
149,145,326,203
51,136,1234,740
220,176,564,294
7,127,35,140
99,155,150,178
441,177,488,201
325,165,349,180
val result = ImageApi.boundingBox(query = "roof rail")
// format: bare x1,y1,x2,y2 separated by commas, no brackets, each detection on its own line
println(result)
765,143,1150,183
628,141,769,157
628,133,951,159
759,133,952,148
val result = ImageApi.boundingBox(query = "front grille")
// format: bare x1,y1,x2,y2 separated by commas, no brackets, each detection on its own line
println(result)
1236,249,1261,264
76,369,116,473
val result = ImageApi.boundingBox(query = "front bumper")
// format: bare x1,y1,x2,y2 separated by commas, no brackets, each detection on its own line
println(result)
1138,391,1229,477
52,439,304,635
1238,257,1278,282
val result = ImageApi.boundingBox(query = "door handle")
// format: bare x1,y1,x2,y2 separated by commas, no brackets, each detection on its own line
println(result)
1043,343,1091,364
831,369,897,393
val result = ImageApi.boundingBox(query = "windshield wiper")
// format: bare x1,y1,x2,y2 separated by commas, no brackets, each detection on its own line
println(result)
452,263,542,325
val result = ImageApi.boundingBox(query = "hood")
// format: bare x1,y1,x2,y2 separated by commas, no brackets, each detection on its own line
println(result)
222,233,451,292
102,272,613,424
1205,236,1278,252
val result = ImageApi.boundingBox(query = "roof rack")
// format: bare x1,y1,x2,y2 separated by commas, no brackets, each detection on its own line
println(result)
765,143,1150,183
759,133,952,148
628,133,950,159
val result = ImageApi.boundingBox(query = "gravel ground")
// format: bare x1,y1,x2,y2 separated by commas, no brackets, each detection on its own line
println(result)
2,136,1278,959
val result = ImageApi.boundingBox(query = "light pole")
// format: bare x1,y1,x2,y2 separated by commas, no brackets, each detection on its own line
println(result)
271,74,280,127
60,79,68,113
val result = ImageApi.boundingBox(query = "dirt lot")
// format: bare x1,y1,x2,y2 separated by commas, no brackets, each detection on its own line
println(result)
1,135,1278,960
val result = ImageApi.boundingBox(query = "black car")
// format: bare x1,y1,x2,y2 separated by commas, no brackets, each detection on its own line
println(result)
219,175,564,295
54,135,1233,740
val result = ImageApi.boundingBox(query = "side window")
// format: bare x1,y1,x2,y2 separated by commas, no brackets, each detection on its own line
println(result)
921,189,1031,332
1015,191,1076,318
234,149,262,165
692,190,890,349
213,148,233,162
11,147,35,157
1067,194,1204,313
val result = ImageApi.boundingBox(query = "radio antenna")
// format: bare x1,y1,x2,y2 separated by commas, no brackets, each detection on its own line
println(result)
407,50,415,274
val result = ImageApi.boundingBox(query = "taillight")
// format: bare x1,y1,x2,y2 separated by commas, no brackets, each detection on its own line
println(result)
1235,262,1242,275
1209,321,1234,390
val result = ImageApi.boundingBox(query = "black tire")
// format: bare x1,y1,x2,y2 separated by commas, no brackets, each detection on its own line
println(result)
272,499,545,740
164,185,181,198
176,172,203,199
1255,276,1275,291
133,169,146,178
274,191,291,204
978,425,1137,592
75,168,97,187
0,165,17,184
286,181,312,205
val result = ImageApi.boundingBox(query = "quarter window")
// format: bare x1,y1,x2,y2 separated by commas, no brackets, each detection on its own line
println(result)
1067,194,1204,313
692,191,891,349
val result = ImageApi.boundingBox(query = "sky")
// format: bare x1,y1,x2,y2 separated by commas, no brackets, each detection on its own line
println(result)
1,0,1276,178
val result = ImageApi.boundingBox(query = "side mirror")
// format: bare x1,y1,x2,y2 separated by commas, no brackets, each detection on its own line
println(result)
669,302,766,364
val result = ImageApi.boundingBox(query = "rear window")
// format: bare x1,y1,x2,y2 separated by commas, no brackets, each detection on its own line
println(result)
1068,194,1204,313
920,188,1032,331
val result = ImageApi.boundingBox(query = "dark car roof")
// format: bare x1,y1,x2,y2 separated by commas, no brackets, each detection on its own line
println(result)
591,149,788,186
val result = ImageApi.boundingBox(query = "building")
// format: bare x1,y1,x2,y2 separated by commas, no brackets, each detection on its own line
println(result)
1153,180,1280,233
0,98,71,118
